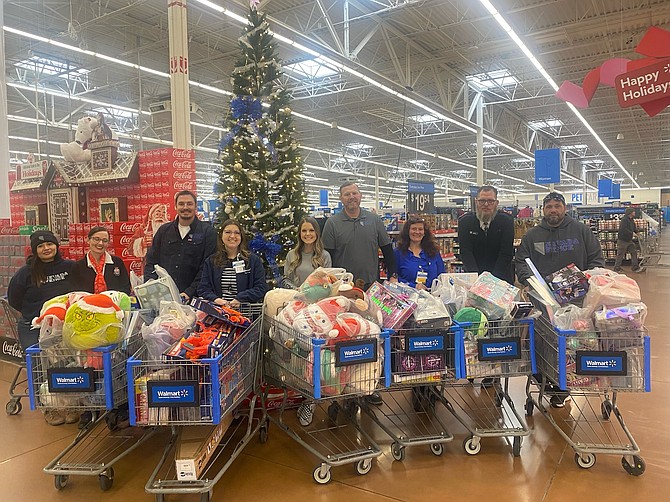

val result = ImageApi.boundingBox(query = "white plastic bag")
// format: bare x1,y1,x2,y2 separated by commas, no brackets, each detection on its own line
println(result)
134,265,181,311
553,304,594,332
583,269,641,312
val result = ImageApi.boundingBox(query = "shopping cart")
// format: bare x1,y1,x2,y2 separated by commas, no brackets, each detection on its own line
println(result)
261,314,389,484
359,325,455,462
26,317,153,491
434,318,535,457
126,311,264,502
1,297,28,415
527,315,650,475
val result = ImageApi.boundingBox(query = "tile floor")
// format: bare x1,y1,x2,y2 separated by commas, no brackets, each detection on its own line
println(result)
1,236,669,501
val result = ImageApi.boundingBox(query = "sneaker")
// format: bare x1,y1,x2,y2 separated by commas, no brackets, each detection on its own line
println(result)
297,402,315,427
44,409,65,426
633,266,646,273
65,409,80,424
549,395,565,408
613,267,623,272
78,411,94,430
364,391,383,406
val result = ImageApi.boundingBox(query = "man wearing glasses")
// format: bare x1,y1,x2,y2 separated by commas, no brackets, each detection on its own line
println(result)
515,192,604,408
144,190,218,302
458,185,515,284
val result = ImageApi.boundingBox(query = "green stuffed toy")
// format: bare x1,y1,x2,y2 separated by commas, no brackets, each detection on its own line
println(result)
101,290,131,311
62,293,125,350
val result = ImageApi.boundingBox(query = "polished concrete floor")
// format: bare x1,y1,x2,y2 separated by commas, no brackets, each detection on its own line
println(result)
2,240,669,501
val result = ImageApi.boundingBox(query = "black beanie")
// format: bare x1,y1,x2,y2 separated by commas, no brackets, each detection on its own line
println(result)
30,230,59,255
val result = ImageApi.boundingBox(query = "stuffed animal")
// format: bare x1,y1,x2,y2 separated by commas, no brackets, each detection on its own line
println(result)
276,299,307,326
101,290,132,311
292,296,350,343
338,283,384,326
62,294,125,350
297,268,339,303
61,116,98,163
327,313,381,348
264,288,298,317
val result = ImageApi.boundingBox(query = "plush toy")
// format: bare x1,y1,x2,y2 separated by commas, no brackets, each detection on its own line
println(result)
101,290,132,311
264,288,298,317
32,292,91,347
338,283,384,326
292,296,350,340
305,348,344,397
327,313,381,348
62,294,125,350
276,300,307,327
61,116,97,163
297,268,339,303
454,307,488,339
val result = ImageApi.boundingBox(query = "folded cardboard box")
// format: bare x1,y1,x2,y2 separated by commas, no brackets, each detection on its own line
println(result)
175,413,233,481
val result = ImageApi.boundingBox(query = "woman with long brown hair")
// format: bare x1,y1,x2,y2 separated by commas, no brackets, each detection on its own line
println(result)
283,216,331,288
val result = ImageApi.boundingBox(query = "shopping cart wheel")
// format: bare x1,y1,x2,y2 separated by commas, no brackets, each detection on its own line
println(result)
524,398,534,417
574,452,596,469
355,458,372,475
430,443,444,456
54,474,68,490
312,465,331,484
463,436,481,455
512,436,521,457
622,455,646,476
259,424,268,444
601,401,613,420
98,467,114,491
5,398,22,415
391,443,406,462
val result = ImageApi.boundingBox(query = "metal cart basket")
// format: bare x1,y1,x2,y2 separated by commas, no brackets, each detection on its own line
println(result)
435,318,535,457
359,325,455,462
527,315,650,475
126,313,264,501
26,328,153,491
261,314,389,484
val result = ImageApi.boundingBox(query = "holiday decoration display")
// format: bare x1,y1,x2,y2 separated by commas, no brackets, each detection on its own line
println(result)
214,4,306,280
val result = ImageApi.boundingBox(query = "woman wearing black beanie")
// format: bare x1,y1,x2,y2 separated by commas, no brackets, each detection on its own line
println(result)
7,230,76,426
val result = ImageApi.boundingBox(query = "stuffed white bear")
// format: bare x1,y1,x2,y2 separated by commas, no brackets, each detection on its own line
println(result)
61,116,97,162
292,296,350,341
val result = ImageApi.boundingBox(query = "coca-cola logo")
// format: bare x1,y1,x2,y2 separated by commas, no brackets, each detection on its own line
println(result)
0,227,20,235
121,248,137,258
129,261,143,272
119,235,133,246
172,149,192,159
119,222,141,233
171,170,194,180
173,181,195,190
172,160,193,171
2,340,23,359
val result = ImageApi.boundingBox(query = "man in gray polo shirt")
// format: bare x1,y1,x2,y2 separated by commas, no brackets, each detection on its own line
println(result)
322,182,397,406
322,182,398,290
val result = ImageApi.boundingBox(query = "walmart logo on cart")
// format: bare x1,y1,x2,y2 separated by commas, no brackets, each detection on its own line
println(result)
343,346,371,358
156,389,191,399
54,375,86,385
584,358,620,369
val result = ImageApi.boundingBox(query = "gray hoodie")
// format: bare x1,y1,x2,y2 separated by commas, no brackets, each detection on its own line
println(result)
515,214,604,285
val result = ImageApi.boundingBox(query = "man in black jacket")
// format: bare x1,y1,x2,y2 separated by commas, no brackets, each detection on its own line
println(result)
458,185,515,284
144,190,218,302
614,207,643,272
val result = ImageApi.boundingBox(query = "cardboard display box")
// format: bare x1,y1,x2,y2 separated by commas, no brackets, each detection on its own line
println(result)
175,413,233,481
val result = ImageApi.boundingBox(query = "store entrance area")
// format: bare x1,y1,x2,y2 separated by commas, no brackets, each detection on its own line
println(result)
1,234,669,501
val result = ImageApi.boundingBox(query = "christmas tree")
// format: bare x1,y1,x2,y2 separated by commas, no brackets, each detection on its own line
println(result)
215,2,306,281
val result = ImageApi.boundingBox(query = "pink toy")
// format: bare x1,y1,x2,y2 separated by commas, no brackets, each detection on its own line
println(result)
292,296,350,339
276,300,307,326
327,313,381,348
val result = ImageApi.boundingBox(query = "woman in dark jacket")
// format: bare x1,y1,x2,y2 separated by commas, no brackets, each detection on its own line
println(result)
7,230,76,426
71,226,131,295
198,220,267,308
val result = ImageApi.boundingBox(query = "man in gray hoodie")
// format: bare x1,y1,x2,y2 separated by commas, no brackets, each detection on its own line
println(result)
515,192,605,286
514,192,605,408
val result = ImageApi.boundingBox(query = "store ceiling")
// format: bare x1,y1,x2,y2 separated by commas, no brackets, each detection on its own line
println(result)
3,0,670,204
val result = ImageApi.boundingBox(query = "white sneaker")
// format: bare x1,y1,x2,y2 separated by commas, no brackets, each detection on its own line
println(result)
297,402,315,426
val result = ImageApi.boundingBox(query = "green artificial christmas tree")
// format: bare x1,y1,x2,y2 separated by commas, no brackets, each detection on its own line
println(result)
215,3,306,282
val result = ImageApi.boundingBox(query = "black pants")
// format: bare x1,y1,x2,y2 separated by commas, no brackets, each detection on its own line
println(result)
17,318,39,350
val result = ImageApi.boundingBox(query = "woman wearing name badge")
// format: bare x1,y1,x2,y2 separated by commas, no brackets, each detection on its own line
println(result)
71,226,131,295
394,217,445,290
198,219,268,309
7,230,76,426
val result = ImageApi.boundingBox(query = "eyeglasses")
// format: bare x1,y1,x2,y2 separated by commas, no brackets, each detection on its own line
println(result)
476,199,497,205
90,237,109,244
223,230,242,236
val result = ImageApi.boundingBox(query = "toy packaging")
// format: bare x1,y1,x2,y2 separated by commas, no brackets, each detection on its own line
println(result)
466,272,518,321
175,414,233,481
545,263,589,304
366,282,417,330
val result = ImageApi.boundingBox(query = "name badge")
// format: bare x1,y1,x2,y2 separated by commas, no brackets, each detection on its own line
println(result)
232,259,245,273
416,270,428,285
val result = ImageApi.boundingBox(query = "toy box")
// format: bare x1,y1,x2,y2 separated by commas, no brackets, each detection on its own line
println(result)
175,413,233,481
367,282,417,329
545,263,589,304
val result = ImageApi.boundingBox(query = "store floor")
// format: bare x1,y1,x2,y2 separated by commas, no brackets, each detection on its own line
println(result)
2,242,669,501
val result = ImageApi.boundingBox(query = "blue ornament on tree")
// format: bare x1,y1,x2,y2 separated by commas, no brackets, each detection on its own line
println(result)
249,232,283,282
